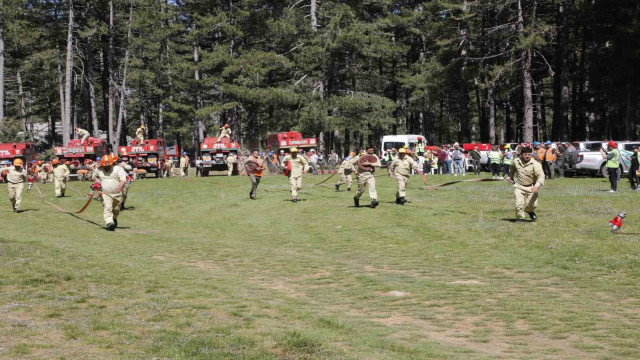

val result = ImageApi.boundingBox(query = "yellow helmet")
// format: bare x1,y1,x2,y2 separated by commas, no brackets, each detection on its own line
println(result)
13,158,23,166
403,145,409,149
141,125,145,129
504,144,511,149
398,148,407,154
290,147,298,153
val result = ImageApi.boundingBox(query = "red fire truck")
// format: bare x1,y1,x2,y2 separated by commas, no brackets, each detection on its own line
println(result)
0,142,37,167
265,131,317,153
117,138,167,177
54,138,108,164
199,137,240,176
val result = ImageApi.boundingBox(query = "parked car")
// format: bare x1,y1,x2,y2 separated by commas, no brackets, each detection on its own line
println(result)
575,141,637,176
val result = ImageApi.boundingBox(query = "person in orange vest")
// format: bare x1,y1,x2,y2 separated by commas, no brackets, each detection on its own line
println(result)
533,142,545,163
543,141,557,179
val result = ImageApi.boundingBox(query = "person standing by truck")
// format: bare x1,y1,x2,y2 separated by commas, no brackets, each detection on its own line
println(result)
0,159,28,212
134,125,145,143
489,145,503,179
180,152,189,178
226,152,236,176
468,145,482,175
628,147,639,190
218,124,232,142
601,141,620,192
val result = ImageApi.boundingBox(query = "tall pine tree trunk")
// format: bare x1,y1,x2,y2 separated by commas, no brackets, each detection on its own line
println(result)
518,0,534,143
85,37,99,136
17,70,26,133
63,0,74,145
0,17,4,125
57,50,65,140
310,0,318,32
107,0,115,145
552,0,570,141
193,24,205,146
487,85,495,143
115,2,133,148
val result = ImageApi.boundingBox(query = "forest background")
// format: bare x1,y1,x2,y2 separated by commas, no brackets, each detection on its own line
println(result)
0,0,638,156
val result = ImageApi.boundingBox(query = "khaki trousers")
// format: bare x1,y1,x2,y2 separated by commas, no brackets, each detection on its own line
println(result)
102,192,123,225
8,182,23,210
355,172,377,200
39,172,48,183
514,185,538,219
227,164,233,176
289,176,302,197
54,179,67,196
396,175,409,197
336,172,352,188
180,167,188,178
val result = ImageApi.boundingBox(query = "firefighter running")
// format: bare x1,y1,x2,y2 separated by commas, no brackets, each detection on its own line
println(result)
283,147,309,202
92,154,127,231
388,148,421,205
509,146,545,221
52,159,70,197
246,150,264,199
352,146,381,208
335,152,356,191
0,159,28,212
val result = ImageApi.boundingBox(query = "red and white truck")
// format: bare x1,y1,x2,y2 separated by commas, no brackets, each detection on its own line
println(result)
265,131,318,153
54,138,108,164
117,138,167,177
199,137,240,176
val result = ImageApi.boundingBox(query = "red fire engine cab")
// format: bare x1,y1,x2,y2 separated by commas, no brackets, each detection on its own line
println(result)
265,131,317,153
0,142,37,165
117,138,167,177
199,137,240,176
54,138,108,164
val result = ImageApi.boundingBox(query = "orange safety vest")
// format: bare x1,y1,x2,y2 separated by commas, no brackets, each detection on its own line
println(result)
536,148,545,161
545,148,557,162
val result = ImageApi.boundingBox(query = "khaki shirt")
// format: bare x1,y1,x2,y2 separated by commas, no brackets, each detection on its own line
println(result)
389,156,418,177
136,127,144,138
509,157,545,189
350,154,381,174
219,128,232,137
338,159,355,175
77,128,90,138
52,164,70,181
179,156,189,168
283,155,309,177
0,166,27,184
226,155,236,165
93,166,127,194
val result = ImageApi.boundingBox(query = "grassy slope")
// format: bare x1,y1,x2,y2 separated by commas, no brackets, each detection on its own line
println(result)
0,172,639,359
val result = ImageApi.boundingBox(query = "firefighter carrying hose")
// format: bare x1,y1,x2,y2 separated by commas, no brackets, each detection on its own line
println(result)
0,159,28,212
92,154,127,231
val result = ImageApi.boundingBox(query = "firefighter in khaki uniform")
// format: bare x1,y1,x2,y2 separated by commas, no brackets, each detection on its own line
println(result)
218,124,232,142
335,152,356,191
117,156,134,209
51,159,70,197
247,150,264,199
134,125,145,143
282,147,309,202
0,159,28,212
76,127,90,144
508,146,545,221
388,148,421,205
92,154,127,231
179,153,189,177
226,152,236,176
351,146,381,208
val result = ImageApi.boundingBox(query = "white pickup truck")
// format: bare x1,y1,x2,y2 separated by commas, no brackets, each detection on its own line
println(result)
575,141,639,176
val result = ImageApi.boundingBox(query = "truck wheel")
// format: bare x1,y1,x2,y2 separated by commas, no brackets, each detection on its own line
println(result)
202,169,209,177
600,163,607,177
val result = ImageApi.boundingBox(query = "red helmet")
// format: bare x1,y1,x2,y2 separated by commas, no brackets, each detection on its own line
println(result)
608,141,618,149
417,136,422,140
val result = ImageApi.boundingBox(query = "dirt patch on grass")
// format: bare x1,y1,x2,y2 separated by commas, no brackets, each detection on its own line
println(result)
362,308,599,359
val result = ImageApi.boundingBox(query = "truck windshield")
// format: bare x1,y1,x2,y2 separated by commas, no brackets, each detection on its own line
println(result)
384,142,406,150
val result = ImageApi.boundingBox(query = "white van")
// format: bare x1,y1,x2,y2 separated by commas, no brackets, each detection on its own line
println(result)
381,134,424,154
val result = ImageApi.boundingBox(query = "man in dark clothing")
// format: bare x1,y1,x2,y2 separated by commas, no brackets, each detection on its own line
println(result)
556,143,567,177
468,145,482,175
629,147,639,190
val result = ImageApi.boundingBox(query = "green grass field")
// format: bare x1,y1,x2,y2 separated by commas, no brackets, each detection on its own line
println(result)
1,171,639,359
